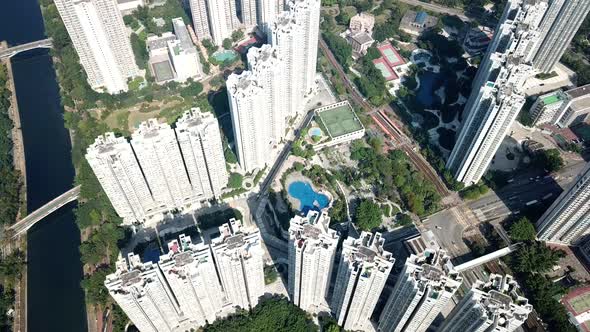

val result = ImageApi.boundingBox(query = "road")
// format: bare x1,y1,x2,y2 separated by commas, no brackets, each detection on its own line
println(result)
9,185,80,237
467,161,585,223
0,38,53,59
257,109,315,198
396,0,471,21
319,38,450,198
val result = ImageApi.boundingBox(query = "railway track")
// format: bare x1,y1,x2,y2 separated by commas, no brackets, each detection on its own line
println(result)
319,38,450,197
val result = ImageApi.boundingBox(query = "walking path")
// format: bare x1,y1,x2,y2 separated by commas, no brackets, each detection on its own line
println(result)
1,43,27,332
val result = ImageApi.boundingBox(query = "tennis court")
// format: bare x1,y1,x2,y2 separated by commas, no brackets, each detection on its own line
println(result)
568,292,590,314
317,104,363,138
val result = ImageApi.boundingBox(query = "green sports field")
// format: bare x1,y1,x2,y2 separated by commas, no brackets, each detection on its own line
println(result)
317,104,363,138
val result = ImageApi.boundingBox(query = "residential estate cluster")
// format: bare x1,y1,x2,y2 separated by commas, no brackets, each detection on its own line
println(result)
448,0,590,186
106,219,265,332
106,209,533,332
86,109,228,226
43,0,590,330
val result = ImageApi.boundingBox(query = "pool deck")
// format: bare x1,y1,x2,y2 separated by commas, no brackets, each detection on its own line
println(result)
284,172,332,211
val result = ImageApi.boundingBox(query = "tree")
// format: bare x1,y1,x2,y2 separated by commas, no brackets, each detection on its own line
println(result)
228,173,243,188
180,81,203,99
509,217,536,242
534,149,564,172
203,296,318,331
365,46,381,61
222,38,233,50
231,29,244,42
512,241,563,273
201,38,217,55
322,32,352,67
355,199,382,231
397,213,413,226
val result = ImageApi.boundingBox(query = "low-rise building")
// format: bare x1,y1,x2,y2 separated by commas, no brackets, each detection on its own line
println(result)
147,33,178,84
117,0,144,15
400,10,438,36
349,31,374,55
529,90,569,126
146,18,203,84
349,12,375,34
562,286,590,332
558,84,590,127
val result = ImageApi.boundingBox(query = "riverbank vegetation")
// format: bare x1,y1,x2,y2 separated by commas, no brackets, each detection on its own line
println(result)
0,63,22,226
203,296,318,332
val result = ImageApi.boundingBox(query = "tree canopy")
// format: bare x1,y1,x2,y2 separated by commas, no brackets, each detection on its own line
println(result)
533,149,564,172
509,217,537,242
204,296,318,332
511,241,564,273
355,200,382,231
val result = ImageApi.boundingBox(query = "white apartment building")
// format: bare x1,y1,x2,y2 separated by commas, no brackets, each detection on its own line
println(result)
290,0,320,96
241,0,258,28
439,274,532,332
131,120,197,211
189,0,211,40
227,71,274,172
270,0,320,118
529,89,569,126
532,0,590,73
158,235,225,327
537,163,590,245
86,133,160,225
378,249,463,332
288,210,339,312
211,219,265,310
270,13,304,118
447,0,544,185
330,232,395,331
105,253,188,332
175,108,228,198
247,45,287,142
54,0,140,94
169,18,203,82
207,0,240,45
258,0,285,33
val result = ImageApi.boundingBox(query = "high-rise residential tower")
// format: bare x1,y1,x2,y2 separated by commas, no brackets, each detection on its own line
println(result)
158,235,226,327
189,0,212,40
247,45,287,142
105,253,189,332
241,0,259,28
86,133,160,225
270,0,321,118
54,0,140,94
532,0,590,73
227,71,272,172
207,0,240,45
131,120,196,211
211,219,265,310
258,0,285,33
288,210,339,312
447,0,546,185
537,163,590,244
378,249,463,332
330,232,395,331
175,108,229,198
439,274,532,332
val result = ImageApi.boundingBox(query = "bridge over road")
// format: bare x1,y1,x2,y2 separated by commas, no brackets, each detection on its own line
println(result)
0,38,53,59
9,185,81,237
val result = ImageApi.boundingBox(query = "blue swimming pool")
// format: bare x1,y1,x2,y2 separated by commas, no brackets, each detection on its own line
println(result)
288,181,330,213
310,127,322,136
416,70,443,108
